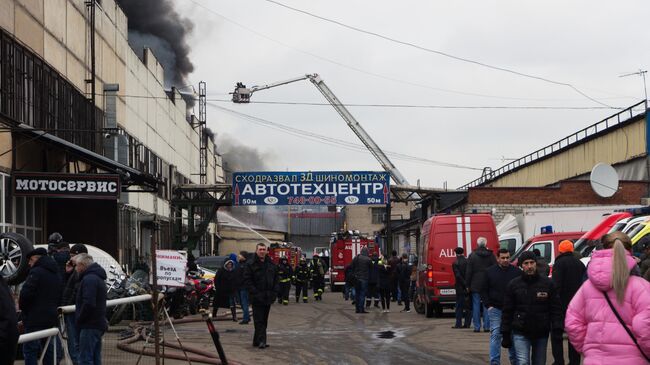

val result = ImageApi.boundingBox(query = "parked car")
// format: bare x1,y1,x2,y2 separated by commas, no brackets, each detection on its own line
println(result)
195,255,229,271
574,212,632,258
510,231,586,274
414,214,499,318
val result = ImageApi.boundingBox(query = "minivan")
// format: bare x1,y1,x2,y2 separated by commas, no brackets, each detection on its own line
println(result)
414,214,499,318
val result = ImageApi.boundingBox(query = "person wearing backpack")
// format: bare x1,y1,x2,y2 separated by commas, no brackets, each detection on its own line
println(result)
565,234,650,364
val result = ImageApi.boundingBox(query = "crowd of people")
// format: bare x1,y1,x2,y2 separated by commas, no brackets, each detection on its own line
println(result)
0,233,107,365
452,233,650,365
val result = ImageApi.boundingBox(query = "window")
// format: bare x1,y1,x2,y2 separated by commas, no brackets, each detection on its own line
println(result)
0,173,43,240
530,241,552,263
371,208,385,224
500,238,517,256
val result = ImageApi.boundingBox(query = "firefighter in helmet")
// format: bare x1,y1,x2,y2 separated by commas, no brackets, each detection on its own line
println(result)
277,257,293,305
293,257,311,303
310,254,326,301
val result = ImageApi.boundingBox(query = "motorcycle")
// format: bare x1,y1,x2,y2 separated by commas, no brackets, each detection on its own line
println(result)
106,268,151,325
186,270,214,315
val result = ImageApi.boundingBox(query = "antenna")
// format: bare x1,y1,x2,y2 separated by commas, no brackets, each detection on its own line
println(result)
590,163,619,198
619,69,647,102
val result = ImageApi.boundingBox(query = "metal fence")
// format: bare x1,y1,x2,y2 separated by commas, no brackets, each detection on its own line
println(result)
459,100,648,189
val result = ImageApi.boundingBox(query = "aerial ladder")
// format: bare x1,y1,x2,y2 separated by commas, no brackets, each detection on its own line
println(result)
231,74,413,191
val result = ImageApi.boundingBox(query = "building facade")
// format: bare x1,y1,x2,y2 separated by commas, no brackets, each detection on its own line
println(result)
0,0,224,270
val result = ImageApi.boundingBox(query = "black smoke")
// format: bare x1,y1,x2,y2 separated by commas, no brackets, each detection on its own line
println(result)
116,0,194,87
217,135,270,183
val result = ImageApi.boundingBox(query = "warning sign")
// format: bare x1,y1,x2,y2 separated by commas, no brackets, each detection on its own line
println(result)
155,250,187,287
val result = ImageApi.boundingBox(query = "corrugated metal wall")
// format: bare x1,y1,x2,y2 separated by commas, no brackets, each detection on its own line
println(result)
490,118,647,187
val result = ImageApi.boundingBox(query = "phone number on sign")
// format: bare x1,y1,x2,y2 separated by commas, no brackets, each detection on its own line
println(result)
287,196,337,205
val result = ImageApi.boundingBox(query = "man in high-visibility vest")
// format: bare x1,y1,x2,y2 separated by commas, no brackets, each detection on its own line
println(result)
277,257,293,305
293,257,311,303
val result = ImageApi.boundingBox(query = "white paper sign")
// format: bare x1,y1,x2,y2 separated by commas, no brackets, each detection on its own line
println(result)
155,250,187,287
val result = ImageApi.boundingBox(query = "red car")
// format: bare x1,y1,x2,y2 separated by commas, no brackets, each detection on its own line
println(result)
573,212,632,258
510,231,586,274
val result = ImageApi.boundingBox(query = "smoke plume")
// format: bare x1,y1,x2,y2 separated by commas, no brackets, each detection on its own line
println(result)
116,0,194,87
217,135,271,182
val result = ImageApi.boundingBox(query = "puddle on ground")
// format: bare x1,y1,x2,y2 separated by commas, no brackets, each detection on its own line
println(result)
376,330,396,339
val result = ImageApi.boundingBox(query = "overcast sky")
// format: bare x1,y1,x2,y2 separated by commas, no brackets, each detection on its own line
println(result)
175,0,649,188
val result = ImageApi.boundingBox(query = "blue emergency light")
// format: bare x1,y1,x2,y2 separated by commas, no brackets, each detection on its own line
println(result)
540,225,553,234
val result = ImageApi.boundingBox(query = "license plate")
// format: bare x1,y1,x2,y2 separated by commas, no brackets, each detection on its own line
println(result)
439,289,455,295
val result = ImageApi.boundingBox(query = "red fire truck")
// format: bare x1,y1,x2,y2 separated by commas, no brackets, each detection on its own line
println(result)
268,242,303,268
329,231,380,292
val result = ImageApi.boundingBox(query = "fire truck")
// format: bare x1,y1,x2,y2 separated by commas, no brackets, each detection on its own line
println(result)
329,231,379,292
268,242,303,268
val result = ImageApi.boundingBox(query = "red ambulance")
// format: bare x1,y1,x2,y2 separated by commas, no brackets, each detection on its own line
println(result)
329,231,380,292
414,214,499,318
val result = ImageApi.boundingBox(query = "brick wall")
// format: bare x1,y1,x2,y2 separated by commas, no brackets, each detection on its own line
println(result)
464,180,648,223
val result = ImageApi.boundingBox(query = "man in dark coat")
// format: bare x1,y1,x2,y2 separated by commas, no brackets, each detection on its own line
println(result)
74,253,107,365
452,247,471,328
387,250,400,302
465,237,497,332
365,253,380,309
396,253,412,312
550,240,585,365
501,251,563,365
351,247,372,314
243,243,279,349
0,277,18,365
213,259,238,320
19,248,62,365
61,243,88,365
483,248,521,365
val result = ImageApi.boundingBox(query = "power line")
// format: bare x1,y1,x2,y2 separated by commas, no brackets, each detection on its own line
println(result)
90,92,616,110
261,0,616,108
208,102,483,171
185,0,630,103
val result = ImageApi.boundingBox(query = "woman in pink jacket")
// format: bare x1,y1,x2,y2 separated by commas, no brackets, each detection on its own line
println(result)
565,233,650,364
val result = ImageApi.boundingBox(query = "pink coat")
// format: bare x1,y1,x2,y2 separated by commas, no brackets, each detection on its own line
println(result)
565,249,650,365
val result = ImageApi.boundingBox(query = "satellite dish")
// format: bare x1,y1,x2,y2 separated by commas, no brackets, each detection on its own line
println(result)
590,163,619,198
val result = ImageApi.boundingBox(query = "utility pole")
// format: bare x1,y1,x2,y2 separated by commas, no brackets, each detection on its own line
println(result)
619,69,648,103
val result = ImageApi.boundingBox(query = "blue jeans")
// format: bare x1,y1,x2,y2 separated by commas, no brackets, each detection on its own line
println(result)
355,279,368,313
23,327,56,365
472,292,489,331
512,332,548,365
78,329,103,365
239,288,250,322
65,314,80,364
488,308,517,365
344,283,355,300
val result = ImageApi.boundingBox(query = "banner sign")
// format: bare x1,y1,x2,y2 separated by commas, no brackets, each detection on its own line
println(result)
154,250,187,287
13,172,120,199
233,171,390,206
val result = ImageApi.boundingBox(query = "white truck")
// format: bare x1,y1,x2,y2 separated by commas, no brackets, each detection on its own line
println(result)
497,205,641,255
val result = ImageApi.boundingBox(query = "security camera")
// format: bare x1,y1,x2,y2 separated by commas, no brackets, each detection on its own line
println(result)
104,133,112,139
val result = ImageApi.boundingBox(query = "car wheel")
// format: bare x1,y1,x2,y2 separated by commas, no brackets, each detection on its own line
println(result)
425,301,435,318
0,232,34,285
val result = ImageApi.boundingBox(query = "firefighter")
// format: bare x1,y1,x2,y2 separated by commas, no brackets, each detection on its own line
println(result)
310,254,326,301
277,257,293,305
293,257,311,303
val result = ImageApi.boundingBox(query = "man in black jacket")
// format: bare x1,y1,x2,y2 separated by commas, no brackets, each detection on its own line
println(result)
74,253,107,365
19,248,62,365
550,240,585,365
466,237,497,332
61,243,88,365
396,253,412,312
452,247,470,328
351,247,372,314
501,251,563,365
0,277,18,365
243,243,279,349
483,248,520,365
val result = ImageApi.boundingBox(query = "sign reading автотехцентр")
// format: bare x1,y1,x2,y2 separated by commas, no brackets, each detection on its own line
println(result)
232,171,390,206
